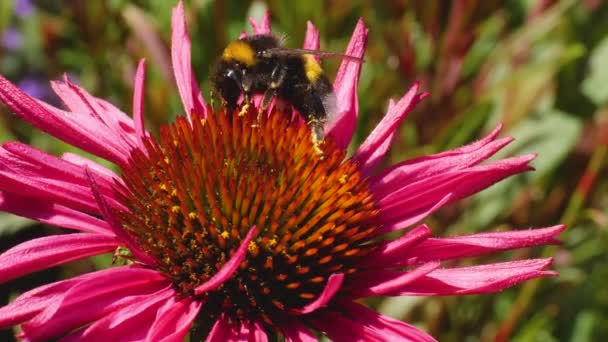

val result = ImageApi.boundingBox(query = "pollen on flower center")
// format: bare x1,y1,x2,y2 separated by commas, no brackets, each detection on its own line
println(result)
114,105,379,324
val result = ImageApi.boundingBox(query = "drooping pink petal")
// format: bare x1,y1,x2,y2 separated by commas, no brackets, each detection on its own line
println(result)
132,58,147,141
50,76,138,146
360,225,431,267
61,287,174,342
282,317,317,342
311,301,437,342
387,258,555,296
1,141,117,193
378,193,453,234
0,233,118,284
371,131,512,196
0,273,99,329
353,83,429,176
206,314,233,342
227,319,242,341
325,19,368,149
341,301,439,342
195,226,258,295
303,21,320,51
21,266,170,341
394,225,565,265
48,77,140,158
0,75,130,165
250,321,269,342
85,168,156,266
249,11,272,34
61,152,120,180
237,320,251,340
0,167,98,214
171,1,207,122
0,191,113,235
377,155,535,229
145,296,202,342
291,273,344,314
347,262,440,298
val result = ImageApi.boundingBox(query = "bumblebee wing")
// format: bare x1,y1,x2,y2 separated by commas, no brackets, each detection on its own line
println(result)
264,48,365,63
322,92,338,127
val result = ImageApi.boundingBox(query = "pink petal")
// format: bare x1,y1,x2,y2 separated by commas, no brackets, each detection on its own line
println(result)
353,83,429,176
145,296,202,342
50,76,137,144
206,314,232,342
311,302,437,342
395,225,565,265
249,321,268,342
132,58,147,141
85,168,157,266
443,123,504,154
61,287,174,342
48,77,139,157
347,262,440,298
61,152,120,181
0,142,119,212
0,167,98,214
0,191,113,235
378,193,453,234
343,301,439,342
0,274,96,329
377,155,535,229
389,258,556,296
325,19,368,149
282,317,317,342
237,320,251,341
249,12,272,34
194,226,258,295
171,1,207,121
0,142,119,193
0,74,129,165
291,273,344,314
356,98,396,175
21,266,170,341
360,225,431,267
371,129,511,197
303,21,320,51
0,233,118,284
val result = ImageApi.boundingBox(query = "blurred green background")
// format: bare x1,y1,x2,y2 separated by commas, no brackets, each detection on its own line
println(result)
1,0,607,341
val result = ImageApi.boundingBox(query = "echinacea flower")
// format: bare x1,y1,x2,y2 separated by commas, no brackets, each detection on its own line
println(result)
0,2,564,341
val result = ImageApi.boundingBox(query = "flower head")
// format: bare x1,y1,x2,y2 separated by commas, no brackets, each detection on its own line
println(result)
0,1,564,341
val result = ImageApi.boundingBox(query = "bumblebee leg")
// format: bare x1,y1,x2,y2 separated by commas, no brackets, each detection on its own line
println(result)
308,117,326,157
238,92,251,117
258,88,278,122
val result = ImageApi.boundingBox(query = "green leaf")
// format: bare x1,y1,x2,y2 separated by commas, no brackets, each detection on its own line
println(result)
497,110,582,179
0,213,36,237
570,310,597,342
582,35,608,106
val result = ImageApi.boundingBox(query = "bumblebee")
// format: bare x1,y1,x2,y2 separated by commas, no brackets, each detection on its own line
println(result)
211,34,362,153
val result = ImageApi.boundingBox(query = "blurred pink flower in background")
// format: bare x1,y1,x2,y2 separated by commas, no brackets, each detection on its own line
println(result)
0,1,564,341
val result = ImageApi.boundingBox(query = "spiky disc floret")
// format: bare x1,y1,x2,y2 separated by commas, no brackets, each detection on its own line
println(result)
114,106,379,324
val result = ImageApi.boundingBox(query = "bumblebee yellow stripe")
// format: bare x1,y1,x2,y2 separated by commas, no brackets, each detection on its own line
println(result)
303,54,323,82
222,41,256,66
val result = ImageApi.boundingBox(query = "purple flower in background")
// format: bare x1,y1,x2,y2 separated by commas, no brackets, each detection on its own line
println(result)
1,28,23,51
17,78,49,100
15,0,34,17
